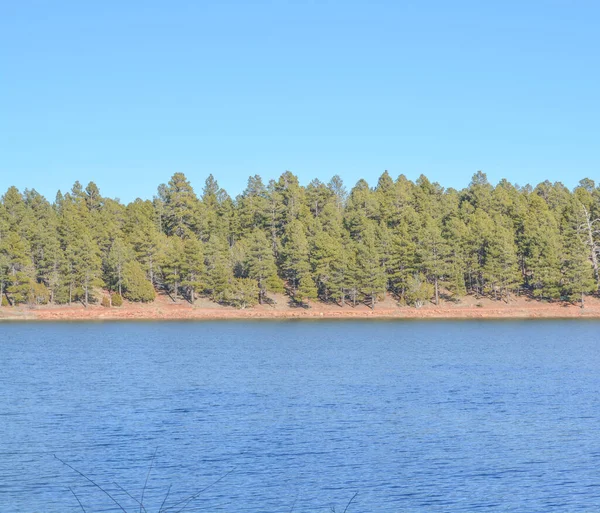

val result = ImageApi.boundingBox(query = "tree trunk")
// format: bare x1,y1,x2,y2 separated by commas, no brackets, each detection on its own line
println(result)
582,205,600,292
434,277,439,306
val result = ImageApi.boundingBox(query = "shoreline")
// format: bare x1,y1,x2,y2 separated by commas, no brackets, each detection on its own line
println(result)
2,296,600,321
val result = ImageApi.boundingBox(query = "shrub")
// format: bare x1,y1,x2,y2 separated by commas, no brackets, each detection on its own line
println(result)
404,273,434,308
1,295,9,307
111,293,123,307
122,260,156,302
101,295,111,308
226,278,259,309
31,282,50,305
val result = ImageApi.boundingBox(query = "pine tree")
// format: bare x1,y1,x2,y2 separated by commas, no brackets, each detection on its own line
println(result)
310,227,343,302
417,215,447,305
204,235,232,302
161,236,185,300
106,237,132,296
562,233,596,307
124,199,165,286
71,229,103,306
246,229,282,304
562,205,597,307
443,217,468,298
354,223,386,309
181,237,205,303
281,219,312,297
161,173,201,237
3,172,600,312
523,195,562,299
238,175,269,232
122,260,156,302
2,231,34,305
482,224,521,301
389,214,418,300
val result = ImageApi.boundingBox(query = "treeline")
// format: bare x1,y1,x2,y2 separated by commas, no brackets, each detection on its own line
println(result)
1,171,599,309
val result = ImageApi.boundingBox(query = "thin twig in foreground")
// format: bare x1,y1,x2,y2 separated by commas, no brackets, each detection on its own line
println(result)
54,455,128,513
140,448,158,513
114,482,147,513
289,494,298,513
158,484,172,513
161,467,236,513
343,492,358,513
69,487,87,513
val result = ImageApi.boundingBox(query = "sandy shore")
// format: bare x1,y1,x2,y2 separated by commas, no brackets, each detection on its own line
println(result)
2,293,600,321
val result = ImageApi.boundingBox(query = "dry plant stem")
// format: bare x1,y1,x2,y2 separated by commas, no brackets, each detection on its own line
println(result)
140,448,158,513
289,495,298,513
161,467,236,513
114,482,147,513
70,487,87,513
343,492,358,513
158,484,172,513
54,455,128,513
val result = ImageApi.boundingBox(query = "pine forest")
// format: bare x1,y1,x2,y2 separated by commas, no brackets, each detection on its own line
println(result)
1,171,600,309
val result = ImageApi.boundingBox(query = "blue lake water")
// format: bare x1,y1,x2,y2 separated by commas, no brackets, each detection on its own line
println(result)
1,320,600,512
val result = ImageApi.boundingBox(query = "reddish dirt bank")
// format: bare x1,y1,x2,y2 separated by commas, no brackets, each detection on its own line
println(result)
2,293,600,321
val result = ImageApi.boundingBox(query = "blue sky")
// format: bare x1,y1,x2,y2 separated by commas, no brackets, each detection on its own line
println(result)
1,0,598,203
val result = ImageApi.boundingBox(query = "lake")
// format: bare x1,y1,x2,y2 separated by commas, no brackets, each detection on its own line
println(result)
1,320,600,512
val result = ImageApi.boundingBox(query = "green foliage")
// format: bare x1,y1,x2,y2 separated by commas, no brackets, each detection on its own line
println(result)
404,273,434,308
204,235,232,302
122,260,156,302
101,295,111,308
246,229,281,303
181,237,205,303
31,282,50,305
3,171,600,311
111,293,123,307
226,278,259,309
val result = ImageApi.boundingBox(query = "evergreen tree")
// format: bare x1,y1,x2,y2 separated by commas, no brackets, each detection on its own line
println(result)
238,175,269,232
311,228,343,302
523,195,562,299
417,215,447,305
482,224,521,300
562,227,596,307
161,236,185,300
72,229,103,306
124,199,164,285
106,237,132,296
204,235,232,302
354,223,386,309
2,172,600,312
161,173,201,237
181,237,205,303
281,219,312,297
122,260,156,302
246,229,282,303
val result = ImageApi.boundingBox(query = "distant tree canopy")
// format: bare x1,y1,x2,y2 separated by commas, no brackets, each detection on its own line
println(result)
1,172,599,308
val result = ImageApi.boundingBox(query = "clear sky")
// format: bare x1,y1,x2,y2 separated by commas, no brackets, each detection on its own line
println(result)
1,0,598,203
